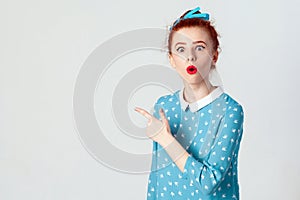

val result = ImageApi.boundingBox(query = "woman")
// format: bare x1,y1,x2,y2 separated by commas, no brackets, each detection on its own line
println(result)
135,7,244,200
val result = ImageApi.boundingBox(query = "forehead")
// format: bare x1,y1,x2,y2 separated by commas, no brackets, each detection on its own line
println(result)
172,27,211,45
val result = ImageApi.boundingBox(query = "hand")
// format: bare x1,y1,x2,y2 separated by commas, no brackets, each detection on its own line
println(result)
134,107,173,144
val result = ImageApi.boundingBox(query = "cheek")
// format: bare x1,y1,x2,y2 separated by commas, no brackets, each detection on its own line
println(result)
172,55,186,67
195,55,213,75
173,52,186,61
198,66,211,80
198,65,211,76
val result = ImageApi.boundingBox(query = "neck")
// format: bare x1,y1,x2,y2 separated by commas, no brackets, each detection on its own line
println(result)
183,78,216,103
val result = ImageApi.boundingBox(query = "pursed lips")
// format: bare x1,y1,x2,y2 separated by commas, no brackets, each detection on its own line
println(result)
186,65,197,74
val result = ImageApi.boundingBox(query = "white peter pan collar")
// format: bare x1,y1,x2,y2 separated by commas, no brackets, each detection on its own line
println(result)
179,86,224,113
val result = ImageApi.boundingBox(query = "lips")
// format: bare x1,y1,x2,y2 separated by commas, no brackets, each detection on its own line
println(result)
186,65,197,74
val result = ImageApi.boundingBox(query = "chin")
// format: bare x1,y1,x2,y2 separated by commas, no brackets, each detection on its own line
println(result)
185,77,204,85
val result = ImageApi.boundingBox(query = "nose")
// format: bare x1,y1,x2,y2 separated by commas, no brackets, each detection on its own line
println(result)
187,50,196,62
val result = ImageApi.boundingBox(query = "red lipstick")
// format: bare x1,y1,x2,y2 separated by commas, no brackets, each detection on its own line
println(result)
186,65,197,74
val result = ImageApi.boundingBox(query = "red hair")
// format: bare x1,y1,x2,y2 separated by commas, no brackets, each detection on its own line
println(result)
168,9,220,55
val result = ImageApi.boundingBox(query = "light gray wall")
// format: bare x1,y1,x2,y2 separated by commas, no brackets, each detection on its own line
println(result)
1,0,299,199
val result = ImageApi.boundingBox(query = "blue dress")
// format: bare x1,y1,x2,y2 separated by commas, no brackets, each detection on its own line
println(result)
146,86,244,200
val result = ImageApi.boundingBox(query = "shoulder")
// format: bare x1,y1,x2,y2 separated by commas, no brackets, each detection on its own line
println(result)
152,91,180,117
220,92,243,111
154,90,181,106
221,92,244,119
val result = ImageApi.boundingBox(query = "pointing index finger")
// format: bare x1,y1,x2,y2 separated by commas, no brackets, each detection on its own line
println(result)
134,107,153,121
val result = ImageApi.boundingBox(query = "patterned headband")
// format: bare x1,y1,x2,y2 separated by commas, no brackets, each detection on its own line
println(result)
169,7,210,30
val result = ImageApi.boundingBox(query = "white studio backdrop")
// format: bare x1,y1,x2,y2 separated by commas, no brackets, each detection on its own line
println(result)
1,0,300,199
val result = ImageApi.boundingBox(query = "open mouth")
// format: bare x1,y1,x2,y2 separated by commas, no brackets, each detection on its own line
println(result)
186,65,197,74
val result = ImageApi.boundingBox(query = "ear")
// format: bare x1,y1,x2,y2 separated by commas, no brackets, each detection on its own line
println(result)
212,50,219,65
168,53,176,69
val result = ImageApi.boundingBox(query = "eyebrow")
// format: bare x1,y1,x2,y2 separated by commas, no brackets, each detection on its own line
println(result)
175,40,207,46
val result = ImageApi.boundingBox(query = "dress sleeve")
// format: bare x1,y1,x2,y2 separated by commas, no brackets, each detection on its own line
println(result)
147,98,163,200
149,100,161,171
182,104,244,195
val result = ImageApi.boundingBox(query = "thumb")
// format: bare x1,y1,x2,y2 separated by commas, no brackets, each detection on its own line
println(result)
159,108,169,128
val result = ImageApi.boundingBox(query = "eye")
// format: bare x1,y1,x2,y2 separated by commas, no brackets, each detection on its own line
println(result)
176,46,185,53
195,45,205,51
